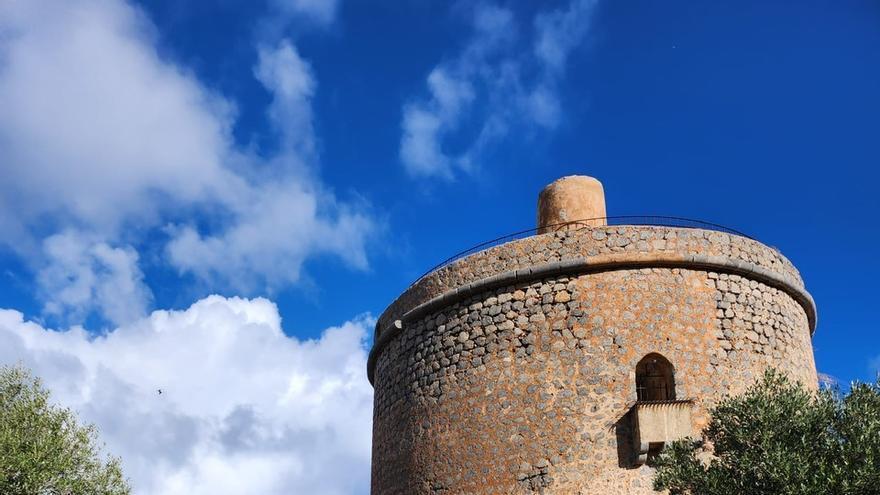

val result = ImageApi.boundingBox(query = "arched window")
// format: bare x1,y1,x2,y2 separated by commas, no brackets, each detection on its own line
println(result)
635,353,675,402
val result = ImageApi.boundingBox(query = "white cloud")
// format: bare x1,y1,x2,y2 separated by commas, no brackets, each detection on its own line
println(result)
426,68,475,119
0,0,236,237
400,68,476,178
255,40,318,160
166,179,373,291
0,0,376,322
534,0,599,75
400,106,449,178
270,0,340,26
399,4,513,178
399,0,600,179
0,2,370,494
817,372,838,388
525,84,562,129
0,296,373,494
38,231,152,327
164,40,374,291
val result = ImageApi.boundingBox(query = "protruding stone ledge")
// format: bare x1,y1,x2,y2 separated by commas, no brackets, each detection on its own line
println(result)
375,226,805,341
632,399,695,465
367,249,817,385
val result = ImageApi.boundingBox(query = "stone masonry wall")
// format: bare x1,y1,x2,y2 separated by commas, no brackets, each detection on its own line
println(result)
370,227,817,494
375,226,807,341
371,269,816,494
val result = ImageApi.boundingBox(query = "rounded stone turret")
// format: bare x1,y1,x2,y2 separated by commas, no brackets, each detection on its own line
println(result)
537,175,607,233
368,176,817,494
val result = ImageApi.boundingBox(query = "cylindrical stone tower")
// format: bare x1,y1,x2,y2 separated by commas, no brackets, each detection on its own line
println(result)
368,175,817,494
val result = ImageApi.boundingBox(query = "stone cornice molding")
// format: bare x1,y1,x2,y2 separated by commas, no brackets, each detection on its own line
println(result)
367,248,816,385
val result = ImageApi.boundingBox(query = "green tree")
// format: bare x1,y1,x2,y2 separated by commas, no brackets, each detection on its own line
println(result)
653,370,880,495
0,365,130,495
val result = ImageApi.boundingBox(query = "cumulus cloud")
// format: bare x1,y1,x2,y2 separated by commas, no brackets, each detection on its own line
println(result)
0,0,236,237
0,0,376,322
0,296,373,495
0,2,373,494
399,0,599,179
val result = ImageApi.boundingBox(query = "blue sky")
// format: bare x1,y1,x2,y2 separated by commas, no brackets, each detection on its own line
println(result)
0,0,878,492
135,0,879,380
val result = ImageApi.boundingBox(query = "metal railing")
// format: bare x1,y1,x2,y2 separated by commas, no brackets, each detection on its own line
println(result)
410,216,753,287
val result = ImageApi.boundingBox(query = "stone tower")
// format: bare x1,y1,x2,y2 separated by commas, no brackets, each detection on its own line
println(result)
367,175,817,494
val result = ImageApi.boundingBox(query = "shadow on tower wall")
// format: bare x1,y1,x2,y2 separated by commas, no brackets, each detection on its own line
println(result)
613,410,639,469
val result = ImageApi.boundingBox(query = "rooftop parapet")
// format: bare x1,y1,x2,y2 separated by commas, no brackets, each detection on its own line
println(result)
368,223,815,384
368,175,816,385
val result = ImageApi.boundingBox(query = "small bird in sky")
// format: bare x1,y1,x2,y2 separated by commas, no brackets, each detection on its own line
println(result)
157,389,163,395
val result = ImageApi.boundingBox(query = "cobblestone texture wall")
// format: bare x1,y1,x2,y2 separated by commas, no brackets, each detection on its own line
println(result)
370,227,817,494
375,226,806,340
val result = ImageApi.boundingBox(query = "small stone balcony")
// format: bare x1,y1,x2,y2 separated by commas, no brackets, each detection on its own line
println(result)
631,399,694,465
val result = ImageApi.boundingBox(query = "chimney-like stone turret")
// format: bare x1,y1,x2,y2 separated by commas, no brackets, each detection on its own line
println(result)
537,175,606,233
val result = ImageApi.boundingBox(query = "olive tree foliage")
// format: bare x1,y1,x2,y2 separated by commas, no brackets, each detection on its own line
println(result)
653,370,880,495
0,365,130,495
